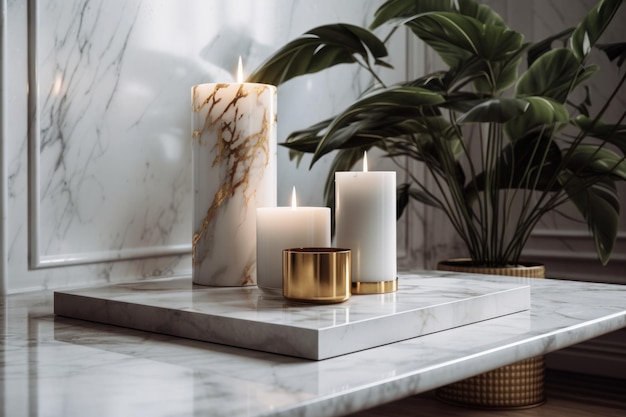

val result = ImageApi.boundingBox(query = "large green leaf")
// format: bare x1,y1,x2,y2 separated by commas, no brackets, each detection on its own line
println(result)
571,0,623,61
370,0,442,29
284,114,458,174
442,91,489,113
282,118,381,155
504,96,569,141
317,114,436,159
516,48,587,102
311,87,446,165
559,173,620,265
430,56,489,93
370,0,506,30
573,115,626,155
456,98,529,124
559,146,626,264
247,24,391,86
564,145,626,180
404,13,523,67
527,28,574,67
472,42,529,94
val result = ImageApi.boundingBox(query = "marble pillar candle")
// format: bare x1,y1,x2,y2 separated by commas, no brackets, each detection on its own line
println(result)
335,152,397,294
191,59,277,286
256,187,331,294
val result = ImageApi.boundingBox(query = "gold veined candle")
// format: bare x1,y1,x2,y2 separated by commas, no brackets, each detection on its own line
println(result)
191,58,277,286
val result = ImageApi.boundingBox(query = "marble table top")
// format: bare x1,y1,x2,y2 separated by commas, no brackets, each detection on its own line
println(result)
2,271,626,417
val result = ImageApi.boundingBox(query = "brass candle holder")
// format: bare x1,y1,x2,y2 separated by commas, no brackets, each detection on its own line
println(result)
282,248,351,304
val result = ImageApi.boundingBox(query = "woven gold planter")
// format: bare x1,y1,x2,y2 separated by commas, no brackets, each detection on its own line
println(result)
436,259,546,409
437,259,545,278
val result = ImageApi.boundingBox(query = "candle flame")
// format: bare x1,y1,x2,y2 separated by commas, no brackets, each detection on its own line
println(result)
237,56,244,83
363,151,369,172
291,186,297,209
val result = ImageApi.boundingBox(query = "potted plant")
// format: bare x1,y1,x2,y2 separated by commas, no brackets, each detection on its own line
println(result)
248,0,625,408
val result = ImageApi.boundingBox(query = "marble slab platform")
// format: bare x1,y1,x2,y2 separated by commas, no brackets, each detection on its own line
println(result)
53,276,529,360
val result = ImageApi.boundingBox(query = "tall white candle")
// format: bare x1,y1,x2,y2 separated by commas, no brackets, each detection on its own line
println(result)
335,152,396,293
256,188,331,294
191,58,277,286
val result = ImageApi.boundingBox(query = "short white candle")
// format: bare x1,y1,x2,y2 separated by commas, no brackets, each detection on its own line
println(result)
335,152,396,288
256,188,331,294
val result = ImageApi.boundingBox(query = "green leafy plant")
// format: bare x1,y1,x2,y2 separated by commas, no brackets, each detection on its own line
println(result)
248,0,626,267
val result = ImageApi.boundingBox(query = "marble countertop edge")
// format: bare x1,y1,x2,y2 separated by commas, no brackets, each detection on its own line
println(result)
268,312,626,417
265,305,626,416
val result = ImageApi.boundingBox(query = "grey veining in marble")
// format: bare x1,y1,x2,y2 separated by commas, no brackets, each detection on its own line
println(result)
3,271,626,417
53,274,529,360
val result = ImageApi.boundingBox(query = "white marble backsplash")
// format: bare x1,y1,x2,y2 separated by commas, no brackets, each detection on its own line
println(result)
2,0,403,293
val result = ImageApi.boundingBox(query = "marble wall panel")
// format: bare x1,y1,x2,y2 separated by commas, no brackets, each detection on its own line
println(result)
2,0,412,293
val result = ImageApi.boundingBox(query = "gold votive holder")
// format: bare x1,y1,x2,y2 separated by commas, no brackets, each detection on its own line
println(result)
283,248,351,304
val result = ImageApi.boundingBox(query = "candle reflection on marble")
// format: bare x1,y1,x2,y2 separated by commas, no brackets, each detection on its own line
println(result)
256,187,331,294
335,152,396,294
191,58,277,286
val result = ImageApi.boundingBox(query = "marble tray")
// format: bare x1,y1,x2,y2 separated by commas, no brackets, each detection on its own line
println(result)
53,275,530,360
